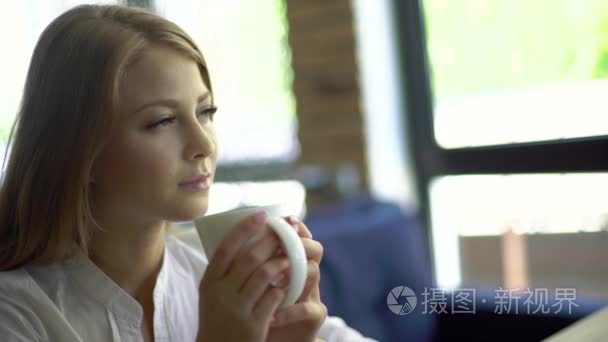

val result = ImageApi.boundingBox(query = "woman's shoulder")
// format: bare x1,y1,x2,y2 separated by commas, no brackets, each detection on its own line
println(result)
0,267,37,295
0,266,60,309
0,266,84,341
0,261,72,312
0,267,49,339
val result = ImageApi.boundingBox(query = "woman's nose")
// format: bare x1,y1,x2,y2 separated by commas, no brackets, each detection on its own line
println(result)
184,122,215,160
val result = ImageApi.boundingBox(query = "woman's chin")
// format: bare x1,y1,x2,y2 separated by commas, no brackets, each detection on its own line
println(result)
170,201,209,222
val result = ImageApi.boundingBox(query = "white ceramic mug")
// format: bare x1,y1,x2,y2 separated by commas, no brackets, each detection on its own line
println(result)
194,204,307,308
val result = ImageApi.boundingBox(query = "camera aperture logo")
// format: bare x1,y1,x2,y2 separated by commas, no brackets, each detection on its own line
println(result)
387,286,417,315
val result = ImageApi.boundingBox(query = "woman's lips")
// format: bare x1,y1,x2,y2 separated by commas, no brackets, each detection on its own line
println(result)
179,174,211,191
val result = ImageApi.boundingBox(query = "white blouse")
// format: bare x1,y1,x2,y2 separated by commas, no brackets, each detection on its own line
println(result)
0,234,377,342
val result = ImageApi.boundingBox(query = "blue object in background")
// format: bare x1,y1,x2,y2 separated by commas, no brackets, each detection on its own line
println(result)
305,194,437,342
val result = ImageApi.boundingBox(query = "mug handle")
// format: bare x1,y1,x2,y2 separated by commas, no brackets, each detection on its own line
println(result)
266,216,308,308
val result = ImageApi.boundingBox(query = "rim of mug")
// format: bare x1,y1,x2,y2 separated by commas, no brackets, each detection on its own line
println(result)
200,203,283,219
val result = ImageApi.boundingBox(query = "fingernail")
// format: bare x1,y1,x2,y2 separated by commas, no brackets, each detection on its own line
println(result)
270,273,284,287
289,215,300,232
251,211,267,225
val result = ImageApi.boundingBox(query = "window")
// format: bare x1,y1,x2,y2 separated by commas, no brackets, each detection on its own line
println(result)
0,0,117,143
393,0,608,299
425,0,608,148
431,174,608,297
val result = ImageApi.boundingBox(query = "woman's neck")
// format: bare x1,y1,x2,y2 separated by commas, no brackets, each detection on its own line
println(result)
88,220,167,297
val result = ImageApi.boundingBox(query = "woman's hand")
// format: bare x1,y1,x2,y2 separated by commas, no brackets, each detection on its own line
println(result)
197,211,290,342
266,216,328,342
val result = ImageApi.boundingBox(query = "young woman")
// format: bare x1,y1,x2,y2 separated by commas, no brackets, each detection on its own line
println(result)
0,4,376,342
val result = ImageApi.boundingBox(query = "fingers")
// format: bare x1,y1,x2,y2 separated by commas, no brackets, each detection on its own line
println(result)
281,217,323,263
286,216,312,239
204,211,267,281
278,217,324,301
226,228,283,291
251,287,286,324
271,301,328,328
302,238,323,264
277,236,323,265
240,256,290,312
281,259,321,302
303,259,321,300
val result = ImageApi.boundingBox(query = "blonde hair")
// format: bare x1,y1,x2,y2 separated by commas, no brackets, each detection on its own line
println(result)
0,4,212,270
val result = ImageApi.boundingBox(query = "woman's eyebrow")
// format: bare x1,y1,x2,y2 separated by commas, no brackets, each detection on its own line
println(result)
197,93,212,104
133,92,212,114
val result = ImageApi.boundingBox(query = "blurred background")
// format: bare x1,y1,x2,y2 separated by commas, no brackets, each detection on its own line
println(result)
3,0,608,341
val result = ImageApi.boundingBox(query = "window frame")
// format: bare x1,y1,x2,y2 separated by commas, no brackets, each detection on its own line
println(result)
391,0,608,283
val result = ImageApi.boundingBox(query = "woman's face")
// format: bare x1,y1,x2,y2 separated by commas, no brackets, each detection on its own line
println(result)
91,45,218,225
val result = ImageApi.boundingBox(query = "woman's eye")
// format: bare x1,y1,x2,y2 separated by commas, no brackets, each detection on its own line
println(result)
146,106,217,130
198,106,218,120
147,116,176,129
